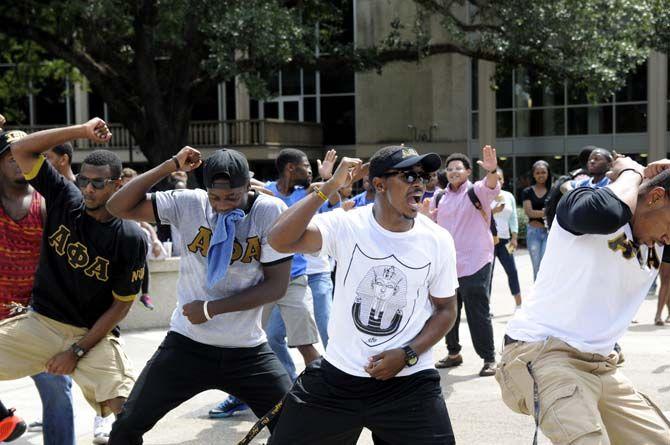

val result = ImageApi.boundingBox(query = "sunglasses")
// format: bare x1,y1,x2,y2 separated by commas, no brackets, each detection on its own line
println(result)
383,170,432,185
75,174,118,190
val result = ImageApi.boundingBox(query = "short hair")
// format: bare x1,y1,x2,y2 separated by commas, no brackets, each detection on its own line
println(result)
640,169,670,197
51,143,74,165
445,153,471,170
590,148,613,163
436,169,449,189
578,146,599,167
121,167,137,178
276,148,307,174
82,150,122,178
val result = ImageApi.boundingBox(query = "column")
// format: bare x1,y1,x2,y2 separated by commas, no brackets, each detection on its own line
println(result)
477,60,496,148
648,51,667,161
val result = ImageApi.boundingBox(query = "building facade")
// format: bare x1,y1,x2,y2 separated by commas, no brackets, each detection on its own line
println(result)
2,0,667,190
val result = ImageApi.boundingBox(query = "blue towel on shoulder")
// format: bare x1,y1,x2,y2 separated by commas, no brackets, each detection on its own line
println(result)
206,209,245,288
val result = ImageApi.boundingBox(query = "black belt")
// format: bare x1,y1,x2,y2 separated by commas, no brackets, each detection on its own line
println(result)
504,334,518,346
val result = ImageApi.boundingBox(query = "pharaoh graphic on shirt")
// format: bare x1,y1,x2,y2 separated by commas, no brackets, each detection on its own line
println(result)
345,246,431,347
314,206,458,377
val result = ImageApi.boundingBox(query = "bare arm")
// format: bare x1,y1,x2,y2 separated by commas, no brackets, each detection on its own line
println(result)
268,157,365,254
46,299,133,374
560,180,574,194
476,145,499,189
11,118,111,176
607,156,646,214
181,260,292,324
365,296,457,380
523,200,545,219
106,146,202,223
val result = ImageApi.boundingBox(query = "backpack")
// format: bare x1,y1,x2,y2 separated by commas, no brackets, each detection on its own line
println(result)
434,186,499,245
544,174,571,229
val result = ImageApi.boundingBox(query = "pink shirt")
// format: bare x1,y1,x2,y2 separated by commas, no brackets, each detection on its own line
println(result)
431,179,500,277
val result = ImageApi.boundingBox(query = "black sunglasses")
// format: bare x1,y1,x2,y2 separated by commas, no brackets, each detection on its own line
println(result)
382,170,432,185
75,174,118,190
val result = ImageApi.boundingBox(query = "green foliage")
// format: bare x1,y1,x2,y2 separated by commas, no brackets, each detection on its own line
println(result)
401,0,660,101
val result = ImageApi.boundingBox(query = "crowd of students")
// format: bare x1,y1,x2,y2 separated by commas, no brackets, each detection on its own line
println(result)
2,115,670,445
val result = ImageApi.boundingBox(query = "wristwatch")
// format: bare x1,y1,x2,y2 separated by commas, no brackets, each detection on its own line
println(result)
402,345,418,367
70,343,87,359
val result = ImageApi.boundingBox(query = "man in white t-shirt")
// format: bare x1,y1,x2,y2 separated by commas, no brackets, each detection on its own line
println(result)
497,156,670,444
106,147,293,443
267,146,459,444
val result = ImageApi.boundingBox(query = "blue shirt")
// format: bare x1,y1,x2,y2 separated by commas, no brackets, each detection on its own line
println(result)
266,181,308,278
572,176,610,189
352,191,374,208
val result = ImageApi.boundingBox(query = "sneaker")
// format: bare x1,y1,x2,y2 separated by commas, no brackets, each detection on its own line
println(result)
0,409,27,442
208,395,249,419
27,421,42,432
435,354,463,369
479,362,497,377
139,294,155,310
92,415,113,444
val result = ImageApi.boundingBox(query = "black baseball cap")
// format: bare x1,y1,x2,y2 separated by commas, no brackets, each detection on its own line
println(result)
369,146,442,179
203,149,250,189
0,130,27,157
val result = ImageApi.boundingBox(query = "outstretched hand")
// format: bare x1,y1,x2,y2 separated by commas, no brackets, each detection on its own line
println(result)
82,118,112,143
328,158,367,190
477,145,498,173
317,149,338,180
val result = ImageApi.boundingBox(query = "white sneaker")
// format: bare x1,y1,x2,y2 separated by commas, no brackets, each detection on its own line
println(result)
92,415,113,444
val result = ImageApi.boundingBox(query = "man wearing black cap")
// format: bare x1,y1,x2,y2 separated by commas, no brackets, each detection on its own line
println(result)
106,146,293,443
267,146,459,444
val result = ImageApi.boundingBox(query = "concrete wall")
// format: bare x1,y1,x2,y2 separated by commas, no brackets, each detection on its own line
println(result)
354,0,469,158
120,258,180,331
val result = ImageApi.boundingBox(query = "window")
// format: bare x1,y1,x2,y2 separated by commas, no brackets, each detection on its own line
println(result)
321,96,354,144
34,78,68,125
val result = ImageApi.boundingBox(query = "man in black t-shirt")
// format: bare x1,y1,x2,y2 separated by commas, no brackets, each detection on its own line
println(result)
0,118,147,418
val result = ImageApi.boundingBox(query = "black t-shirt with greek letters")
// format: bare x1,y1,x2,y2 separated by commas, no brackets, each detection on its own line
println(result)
26,155,147,329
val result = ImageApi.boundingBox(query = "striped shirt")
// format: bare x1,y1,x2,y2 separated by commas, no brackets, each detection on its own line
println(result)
0,192,43,319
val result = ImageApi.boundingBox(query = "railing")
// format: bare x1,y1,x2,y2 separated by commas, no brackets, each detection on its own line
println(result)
7,120,323,149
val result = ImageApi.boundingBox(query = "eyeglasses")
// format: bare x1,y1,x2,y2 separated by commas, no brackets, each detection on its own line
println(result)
75,174,118,190
383,170,432,185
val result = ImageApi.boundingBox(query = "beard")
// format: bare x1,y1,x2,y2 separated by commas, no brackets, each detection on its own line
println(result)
293,177,311,188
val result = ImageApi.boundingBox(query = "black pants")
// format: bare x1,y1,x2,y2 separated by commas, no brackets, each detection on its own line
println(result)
492,239,521,296
109,332,292,445
445,263,495,362
269,358,455,445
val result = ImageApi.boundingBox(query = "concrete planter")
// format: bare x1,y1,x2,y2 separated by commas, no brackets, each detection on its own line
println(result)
119,257,180,331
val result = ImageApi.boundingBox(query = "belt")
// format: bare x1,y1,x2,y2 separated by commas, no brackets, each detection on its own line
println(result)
504,334,518,346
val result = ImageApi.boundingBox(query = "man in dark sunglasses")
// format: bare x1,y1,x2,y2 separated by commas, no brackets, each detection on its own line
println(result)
267,145,459,445
1,119,147,425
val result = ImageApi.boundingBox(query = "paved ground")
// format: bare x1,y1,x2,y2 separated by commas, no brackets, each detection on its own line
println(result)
4,249,670,444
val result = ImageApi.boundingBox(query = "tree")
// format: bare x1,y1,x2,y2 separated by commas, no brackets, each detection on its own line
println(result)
0,0,345,165
374,0,658,100
0,0,665,164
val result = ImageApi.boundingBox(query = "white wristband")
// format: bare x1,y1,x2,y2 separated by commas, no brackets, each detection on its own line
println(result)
203,301,212,321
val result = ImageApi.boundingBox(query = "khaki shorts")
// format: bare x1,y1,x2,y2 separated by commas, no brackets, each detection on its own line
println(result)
496,336,670,445
262,275,319,347
0,311,135,416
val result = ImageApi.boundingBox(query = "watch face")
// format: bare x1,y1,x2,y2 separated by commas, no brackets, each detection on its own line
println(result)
407,356,418,366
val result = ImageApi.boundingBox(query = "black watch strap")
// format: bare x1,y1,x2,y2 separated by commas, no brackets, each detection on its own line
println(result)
402,345,418,367
70,343,86,359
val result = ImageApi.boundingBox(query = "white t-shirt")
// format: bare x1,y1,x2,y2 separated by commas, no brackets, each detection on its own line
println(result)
314,205,458,377
506,187,665,355
154,189,291,347
491,190,518,240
